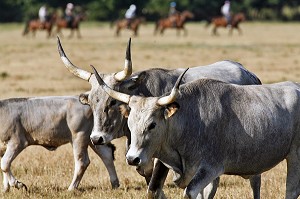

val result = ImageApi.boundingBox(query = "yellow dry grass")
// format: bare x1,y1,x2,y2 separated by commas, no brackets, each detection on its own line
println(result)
0,21,299,198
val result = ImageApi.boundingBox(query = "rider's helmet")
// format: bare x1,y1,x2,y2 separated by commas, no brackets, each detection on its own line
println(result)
170,2,176,7
129,4,136,11
67,3,74,9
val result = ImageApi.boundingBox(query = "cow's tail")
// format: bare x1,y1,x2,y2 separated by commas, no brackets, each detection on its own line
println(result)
23,21,30,36
107,143,116,160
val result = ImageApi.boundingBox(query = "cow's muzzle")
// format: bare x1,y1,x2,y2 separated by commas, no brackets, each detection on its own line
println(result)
90,136,104,145
126,156,141,166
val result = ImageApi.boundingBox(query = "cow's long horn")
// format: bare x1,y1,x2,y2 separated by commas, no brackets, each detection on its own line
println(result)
57,36,92,81
157,68,189,106
114,38,133,81
91,65,131,104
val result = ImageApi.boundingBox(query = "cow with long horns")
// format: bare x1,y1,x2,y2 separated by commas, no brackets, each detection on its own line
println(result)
57,37,262,198
93,66,300,199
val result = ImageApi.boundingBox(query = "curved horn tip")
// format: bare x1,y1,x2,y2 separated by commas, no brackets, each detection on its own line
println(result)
126,38,131,61
175,68,189,89
90,65,104,85
57,36,66,57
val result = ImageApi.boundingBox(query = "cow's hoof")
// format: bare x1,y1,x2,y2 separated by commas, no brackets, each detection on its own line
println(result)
147,190,154,199
111,179,120,189
15,180,27,191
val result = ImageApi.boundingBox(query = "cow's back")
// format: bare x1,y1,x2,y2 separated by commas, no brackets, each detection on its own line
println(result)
123,60,261,97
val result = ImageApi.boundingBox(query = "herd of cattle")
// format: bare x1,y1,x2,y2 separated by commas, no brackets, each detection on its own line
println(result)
0,37,300,199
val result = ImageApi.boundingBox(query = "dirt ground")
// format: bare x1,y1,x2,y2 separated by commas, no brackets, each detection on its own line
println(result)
0,21,299,198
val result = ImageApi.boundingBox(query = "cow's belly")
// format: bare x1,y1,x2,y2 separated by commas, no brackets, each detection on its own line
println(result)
224,141,291,175
30,130,72,147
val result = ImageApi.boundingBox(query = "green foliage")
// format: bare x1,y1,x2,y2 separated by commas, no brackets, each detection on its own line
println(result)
1,0,300,22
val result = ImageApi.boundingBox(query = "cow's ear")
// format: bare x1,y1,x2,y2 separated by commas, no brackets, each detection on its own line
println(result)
79,93,89,105
164,102,180,119
119,104,130,118
125,72,147,91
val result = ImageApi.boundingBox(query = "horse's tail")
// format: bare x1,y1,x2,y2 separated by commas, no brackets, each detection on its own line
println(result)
110,20,116,29
23,21,30,36
154,20,160,34
204,18,212,28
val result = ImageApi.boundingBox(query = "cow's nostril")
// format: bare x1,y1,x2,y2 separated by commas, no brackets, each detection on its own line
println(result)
132,157,141,166
96,136,104,145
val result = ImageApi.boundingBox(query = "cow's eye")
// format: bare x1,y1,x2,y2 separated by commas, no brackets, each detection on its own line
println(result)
148,122,156,131
110,100,116,106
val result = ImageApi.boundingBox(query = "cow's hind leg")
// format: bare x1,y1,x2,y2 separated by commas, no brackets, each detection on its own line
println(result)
90,143,120,189
1,142,26,192
285,146,300,199
250,175,261,199
68,135,90,191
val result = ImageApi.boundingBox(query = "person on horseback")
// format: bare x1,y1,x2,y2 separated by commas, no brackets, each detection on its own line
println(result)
125,4,137,29
169,2,179,27
65,3,74,28
38,5,48,28
221,1,231,27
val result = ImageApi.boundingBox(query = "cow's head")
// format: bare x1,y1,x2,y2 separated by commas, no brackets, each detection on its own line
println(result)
91,65,188,167
57,37,133,145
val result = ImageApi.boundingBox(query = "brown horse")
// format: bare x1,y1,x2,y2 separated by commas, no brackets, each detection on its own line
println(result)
23,13,57,38
154,10,194,36
113,17,145,37
208,12,246,36
53,13,85,39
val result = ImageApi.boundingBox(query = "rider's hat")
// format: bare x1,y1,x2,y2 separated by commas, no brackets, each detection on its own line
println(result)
67,3,74,9
170,2,176,7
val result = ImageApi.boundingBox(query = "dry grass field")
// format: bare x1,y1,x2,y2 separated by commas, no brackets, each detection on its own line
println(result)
0,21,300,198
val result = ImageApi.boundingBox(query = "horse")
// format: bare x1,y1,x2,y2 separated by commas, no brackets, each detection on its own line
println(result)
53,13,85,39
207,12,246,36
154,10,194,36
113,17,145,37
23,13,57,38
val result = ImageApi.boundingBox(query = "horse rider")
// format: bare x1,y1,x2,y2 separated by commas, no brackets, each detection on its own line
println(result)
169,2,179,27
65,3,75,27
38,4,48,28
125,4,137,28
221,0,231,27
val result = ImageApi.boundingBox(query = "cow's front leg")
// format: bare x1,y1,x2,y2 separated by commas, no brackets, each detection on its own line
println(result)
184,165,224,199
1,142,26,192
147,159,169,199
90,143,120,189
69,135,90,190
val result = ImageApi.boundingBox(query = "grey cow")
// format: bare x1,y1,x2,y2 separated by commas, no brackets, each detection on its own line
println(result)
95,68,300,199
0,96,119,192
57,37,262,199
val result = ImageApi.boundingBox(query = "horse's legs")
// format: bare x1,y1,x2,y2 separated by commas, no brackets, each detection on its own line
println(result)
116,27,121,37
68,29,74,39
56,27,63,38
76,28,82,39
133,27,139,37
160,28,165,35
212,26,218,36
229,27,233,36
237,25,243,35
183,27,188,36
176,28,180,36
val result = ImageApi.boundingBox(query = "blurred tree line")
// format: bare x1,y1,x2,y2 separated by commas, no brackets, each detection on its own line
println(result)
1,0,300,22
